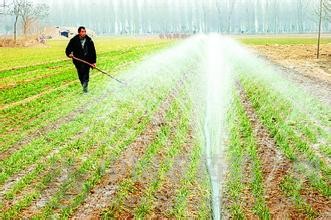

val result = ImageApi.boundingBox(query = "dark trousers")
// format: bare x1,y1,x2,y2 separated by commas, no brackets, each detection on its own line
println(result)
75,63,90,85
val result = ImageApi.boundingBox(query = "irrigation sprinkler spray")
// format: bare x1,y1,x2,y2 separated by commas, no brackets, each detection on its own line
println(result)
72,36,236,219
71,56,127,85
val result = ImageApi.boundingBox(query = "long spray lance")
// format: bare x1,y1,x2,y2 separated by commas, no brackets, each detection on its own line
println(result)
71,55,162,112
71,56,127,85
71,54,181,123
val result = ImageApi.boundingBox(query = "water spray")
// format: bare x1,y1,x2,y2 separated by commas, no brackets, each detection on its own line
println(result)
73,35,235,219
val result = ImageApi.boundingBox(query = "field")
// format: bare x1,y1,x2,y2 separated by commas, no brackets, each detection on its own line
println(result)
0,35,330,219
241,34,331,84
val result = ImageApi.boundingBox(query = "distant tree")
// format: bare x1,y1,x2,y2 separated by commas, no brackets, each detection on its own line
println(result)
9,0,330,35
19,1,48,36
317,0,331,58
0,0,8,14
296,0,305,32
227,0,237,33
9,0,48,42
324,0,331,19
11,0,23,42
4,23,9,31
0,0,9,35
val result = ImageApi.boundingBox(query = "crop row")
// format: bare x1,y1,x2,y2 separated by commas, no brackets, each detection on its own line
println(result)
240,75,330,197
0,42,168,154
102,90,211,219
224,92,269,218
0,42,169,105
0,40,171,77
0,78,171,218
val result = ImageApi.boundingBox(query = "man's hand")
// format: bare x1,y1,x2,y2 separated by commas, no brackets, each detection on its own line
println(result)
68,53,74,58
91,63,96,68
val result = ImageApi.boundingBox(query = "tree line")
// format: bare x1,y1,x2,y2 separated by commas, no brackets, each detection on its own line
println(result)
42,0,331,35
1,0,330,36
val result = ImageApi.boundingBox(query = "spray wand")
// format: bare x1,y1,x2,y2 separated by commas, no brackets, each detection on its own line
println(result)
71,55,126,85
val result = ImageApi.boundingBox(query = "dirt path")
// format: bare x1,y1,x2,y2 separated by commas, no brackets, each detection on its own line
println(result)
70,94,174,219
239,88,300,219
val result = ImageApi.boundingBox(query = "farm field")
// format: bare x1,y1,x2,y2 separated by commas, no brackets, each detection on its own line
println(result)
245,35,331,106
244,35,331,84
0,35,330,219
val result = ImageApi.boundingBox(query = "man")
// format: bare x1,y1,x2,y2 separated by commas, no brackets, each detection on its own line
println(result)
65,26,96,93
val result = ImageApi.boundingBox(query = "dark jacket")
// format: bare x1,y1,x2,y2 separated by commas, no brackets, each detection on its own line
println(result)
65,35,97,65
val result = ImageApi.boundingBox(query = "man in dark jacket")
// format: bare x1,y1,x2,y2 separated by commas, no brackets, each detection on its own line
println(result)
65,26,96,93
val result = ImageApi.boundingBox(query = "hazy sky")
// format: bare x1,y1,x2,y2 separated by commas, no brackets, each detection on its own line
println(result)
6,0,318,9
13,0,309,6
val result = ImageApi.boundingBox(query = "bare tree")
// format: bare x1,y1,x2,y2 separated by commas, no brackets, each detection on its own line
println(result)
317,0,331,59
0,0,8,14
11,0,24,42
19,1,48,36
323,0,331,18
227,0,237,33
9,0,48,42
297,0,304,32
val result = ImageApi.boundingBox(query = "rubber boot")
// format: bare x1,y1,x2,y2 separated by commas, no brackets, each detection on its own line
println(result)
82,82,88,93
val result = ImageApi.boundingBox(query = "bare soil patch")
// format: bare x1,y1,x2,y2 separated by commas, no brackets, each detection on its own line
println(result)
252,44,331,83
251,44,331,106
